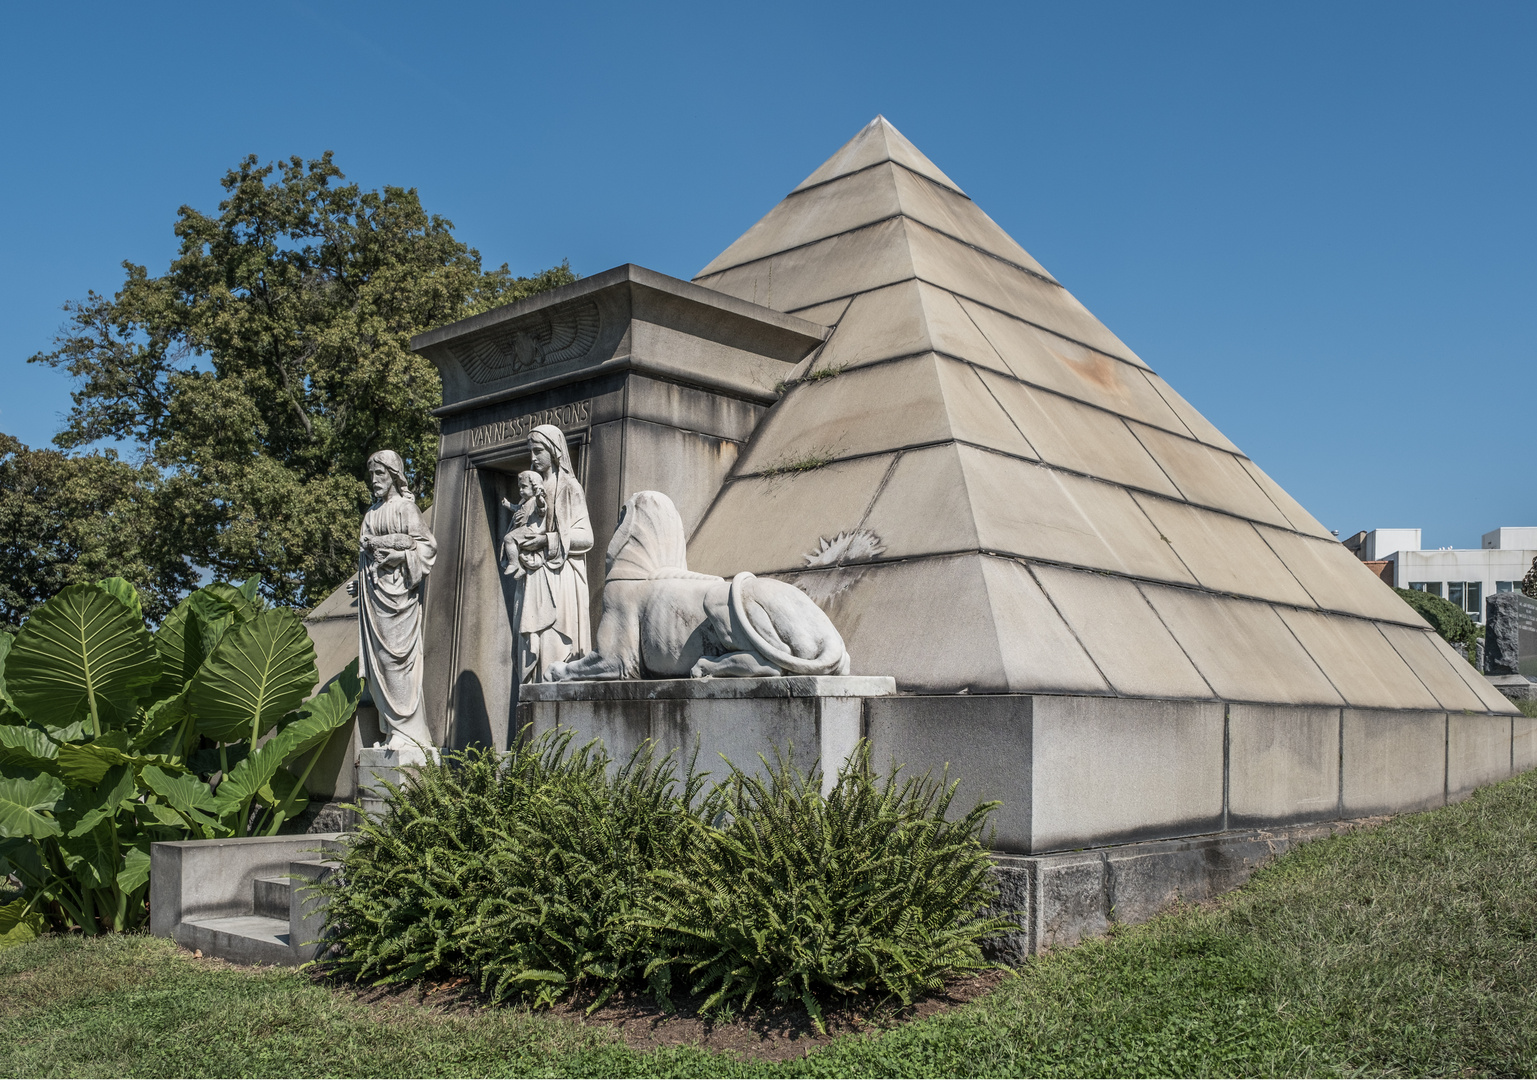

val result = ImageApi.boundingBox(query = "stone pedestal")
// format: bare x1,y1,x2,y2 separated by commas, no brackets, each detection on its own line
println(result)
356,746,443,820
517,676,896,794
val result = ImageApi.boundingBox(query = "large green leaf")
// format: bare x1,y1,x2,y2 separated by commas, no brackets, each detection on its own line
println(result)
189,609,317,744
116,846,152,894
270,661,363,764
151,588,240,701
0,632,15,712
57,742,132,786
59,818,117,890
56,766,135,839
0,899,43,951
96,577,144,623
8,584,160,736
0,726,61,775
216,740,291,815
140,765,223,835
131,690,192,754
0,773,65,839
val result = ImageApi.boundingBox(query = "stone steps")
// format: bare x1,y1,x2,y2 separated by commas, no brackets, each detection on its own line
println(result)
151,834,344,967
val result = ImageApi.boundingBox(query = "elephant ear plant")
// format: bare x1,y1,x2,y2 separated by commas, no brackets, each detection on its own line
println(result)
0,577,361,945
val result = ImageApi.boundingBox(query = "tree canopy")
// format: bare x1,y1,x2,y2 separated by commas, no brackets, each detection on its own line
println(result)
23,152,574,613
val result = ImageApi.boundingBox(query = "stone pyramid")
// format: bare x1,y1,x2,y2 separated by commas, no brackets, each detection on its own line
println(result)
688,117,1513,714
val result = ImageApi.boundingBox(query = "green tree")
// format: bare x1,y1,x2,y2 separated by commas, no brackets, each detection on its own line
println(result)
0,434,194,631
28,152,574,610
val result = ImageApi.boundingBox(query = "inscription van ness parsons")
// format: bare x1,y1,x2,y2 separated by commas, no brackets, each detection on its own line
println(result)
468,401,592,450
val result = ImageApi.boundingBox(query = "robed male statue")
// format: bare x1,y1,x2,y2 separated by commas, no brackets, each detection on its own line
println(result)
348,449,437,763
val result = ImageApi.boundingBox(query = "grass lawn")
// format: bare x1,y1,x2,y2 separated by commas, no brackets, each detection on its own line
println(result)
4,768,1537,1078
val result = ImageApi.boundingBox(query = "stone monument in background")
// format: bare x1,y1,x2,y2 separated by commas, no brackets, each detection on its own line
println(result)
1484,590,1537,700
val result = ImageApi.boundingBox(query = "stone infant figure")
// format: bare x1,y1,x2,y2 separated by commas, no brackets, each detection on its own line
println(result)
499,470,548,578
501,470,560,654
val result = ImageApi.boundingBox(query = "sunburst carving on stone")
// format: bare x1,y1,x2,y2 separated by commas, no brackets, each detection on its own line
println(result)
451,300,601,384
803,529,885,568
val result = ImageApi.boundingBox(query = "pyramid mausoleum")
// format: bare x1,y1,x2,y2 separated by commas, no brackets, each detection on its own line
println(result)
383,115,1527,877
686,117,1513,717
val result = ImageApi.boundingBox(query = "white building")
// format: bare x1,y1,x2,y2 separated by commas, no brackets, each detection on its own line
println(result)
1348,527,1537,624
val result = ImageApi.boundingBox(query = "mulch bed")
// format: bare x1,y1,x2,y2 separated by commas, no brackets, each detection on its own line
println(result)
312,966,1012,1062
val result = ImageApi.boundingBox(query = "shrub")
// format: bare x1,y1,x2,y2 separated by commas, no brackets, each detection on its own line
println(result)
319,735,1011,1028
319,735,704,1009
643,748,1012,1029
0,577,360,940
1394,586,1480,661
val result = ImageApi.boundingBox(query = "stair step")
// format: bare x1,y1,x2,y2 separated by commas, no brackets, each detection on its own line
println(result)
253,875,291,919
179,915,292,966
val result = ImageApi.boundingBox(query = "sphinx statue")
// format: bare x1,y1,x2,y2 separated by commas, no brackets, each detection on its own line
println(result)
548,490,850,681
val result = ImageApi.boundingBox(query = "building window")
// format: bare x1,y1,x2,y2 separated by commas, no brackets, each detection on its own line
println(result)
1447,581,1483,620
1497,581,1516,593
1409,582,1443,597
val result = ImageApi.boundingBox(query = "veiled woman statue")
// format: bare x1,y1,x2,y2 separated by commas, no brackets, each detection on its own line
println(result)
347,450,437,762
500,424,592,681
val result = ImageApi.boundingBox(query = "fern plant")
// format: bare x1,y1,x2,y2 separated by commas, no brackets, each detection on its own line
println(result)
318,732,707,1009
640,747,1011,1030
320,736,1012,1028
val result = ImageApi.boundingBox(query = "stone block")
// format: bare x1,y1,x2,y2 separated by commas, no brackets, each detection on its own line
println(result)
1376,624,1492,712
1106,846,1212,924
790,555,1012,692
1262,526,1424,623
623,374,764,444
1036,852,1109,951
526,677,892,793
617,418,742,537
1233,456,1332,537
556,698,653,765
955,295,1185,433
907,224,1139,364
973,368,1180,497
982,858,1034,965
789,117,968,202
1129,423,1292,528
687,453,893,577
1140,585,1343,706
699,215,916,313
1137,370,1243,454
812,279,1012,376
976,556,1110,694
289,858,342,964
734,354,956,474
951,446,1197,584
1227,705,1340,826
1275,608,1442,711
867,694,1032,851
1031,564,1216,699
1030,696,1225,852
1341,709,1445,815
1515,717,1537,773
1133,495,1315,606
1447,714,1513,797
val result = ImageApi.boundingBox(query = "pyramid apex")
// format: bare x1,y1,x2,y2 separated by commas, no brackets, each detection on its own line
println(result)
791,116,966,197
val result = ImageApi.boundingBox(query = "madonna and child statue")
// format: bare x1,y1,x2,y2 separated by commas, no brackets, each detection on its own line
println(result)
499,424,593,683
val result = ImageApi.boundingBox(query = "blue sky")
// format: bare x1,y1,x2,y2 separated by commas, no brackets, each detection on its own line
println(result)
3,1,1532,548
